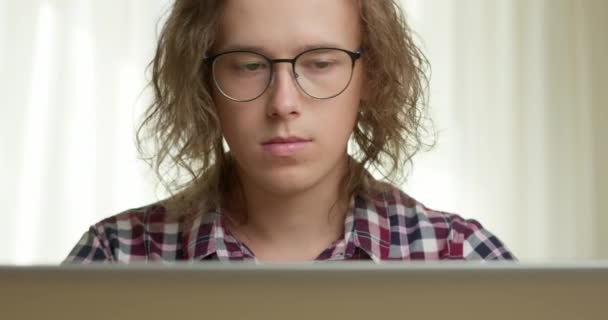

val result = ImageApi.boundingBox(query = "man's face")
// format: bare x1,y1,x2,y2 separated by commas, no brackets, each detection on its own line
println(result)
213,0,365,196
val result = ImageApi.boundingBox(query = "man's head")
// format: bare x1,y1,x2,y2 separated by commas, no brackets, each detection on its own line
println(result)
211,0,364,197
139,0,430,210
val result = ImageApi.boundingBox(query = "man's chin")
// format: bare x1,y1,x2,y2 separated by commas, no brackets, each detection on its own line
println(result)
271,180,317,197
258,171,322,197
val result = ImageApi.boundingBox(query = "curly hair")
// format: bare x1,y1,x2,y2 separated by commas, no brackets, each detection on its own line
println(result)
136,0,432,217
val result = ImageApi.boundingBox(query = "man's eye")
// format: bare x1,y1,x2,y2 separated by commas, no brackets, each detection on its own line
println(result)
302,59,336,70
313,61,332,69
238,63,267,71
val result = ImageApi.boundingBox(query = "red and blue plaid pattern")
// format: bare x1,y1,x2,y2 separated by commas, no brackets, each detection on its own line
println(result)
65,182,514,263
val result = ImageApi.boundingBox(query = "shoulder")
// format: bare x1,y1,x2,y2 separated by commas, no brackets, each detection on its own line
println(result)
64,203,184,263
97,203,176,231
371,181,515,260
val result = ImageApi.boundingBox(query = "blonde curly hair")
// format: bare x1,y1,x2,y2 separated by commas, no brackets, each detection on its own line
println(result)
136,0,432,217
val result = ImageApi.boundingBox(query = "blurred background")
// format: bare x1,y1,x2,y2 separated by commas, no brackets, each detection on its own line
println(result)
0,0,606,264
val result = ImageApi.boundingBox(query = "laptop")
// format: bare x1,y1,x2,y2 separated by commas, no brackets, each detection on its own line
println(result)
1,262,606,320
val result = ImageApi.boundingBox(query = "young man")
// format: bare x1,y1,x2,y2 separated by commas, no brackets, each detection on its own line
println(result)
66,0,514,263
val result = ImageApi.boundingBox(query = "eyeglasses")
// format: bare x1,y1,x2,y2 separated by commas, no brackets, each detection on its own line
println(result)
205,48,362,102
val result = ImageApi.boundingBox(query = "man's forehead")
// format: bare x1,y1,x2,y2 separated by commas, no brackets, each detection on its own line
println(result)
212,43,348,57
216,0,361,55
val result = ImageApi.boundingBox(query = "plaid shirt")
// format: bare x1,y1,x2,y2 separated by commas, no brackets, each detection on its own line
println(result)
65,183,515,263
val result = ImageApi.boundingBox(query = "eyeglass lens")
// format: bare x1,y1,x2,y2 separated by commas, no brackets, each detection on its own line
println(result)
212,49,355,101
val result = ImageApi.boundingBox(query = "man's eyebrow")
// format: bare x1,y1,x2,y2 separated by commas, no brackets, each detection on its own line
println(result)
214,42,346,56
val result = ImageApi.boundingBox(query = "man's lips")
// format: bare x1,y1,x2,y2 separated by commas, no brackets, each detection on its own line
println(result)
262,136,312,145
261,136,312,156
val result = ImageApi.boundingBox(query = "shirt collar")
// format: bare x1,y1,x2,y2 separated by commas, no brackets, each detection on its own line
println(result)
181,192,392,262
182,207,252,262
349,193,392,262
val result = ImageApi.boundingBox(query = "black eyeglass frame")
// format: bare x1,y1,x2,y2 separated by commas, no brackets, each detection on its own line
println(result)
204,47,363,102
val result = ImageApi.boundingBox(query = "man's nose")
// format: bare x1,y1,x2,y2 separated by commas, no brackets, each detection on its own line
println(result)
265,63,301,119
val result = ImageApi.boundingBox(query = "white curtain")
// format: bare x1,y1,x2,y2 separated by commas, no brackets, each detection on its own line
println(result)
0,0,171,264
1,0,606,264
402,0,608,261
